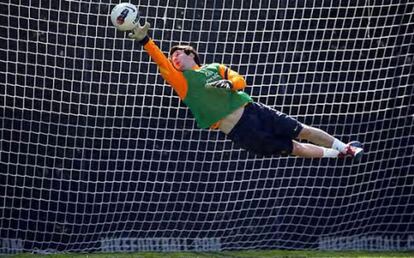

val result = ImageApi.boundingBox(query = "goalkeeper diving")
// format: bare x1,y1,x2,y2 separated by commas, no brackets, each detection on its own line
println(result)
128,22,364,160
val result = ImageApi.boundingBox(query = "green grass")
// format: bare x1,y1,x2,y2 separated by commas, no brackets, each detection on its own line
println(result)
8,250,414,258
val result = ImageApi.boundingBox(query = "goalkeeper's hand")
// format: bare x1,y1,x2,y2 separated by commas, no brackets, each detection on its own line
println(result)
206,80,233,90
128,22,150,41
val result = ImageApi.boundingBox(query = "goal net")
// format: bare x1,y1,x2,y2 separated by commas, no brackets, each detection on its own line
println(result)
1,0,413,254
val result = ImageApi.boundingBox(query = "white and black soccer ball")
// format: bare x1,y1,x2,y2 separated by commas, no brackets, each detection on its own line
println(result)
110,3,140,31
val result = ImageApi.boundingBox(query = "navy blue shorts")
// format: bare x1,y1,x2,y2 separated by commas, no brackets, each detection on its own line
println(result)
227,102,303,156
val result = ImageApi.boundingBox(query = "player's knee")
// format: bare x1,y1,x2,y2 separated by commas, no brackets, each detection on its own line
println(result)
291,141,303,156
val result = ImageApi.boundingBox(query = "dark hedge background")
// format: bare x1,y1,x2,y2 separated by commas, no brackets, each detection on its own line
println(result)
1,0,413,253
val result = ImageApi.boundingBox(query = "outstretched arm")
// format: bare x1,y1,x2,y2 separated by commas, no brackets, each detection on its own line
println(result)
128,23,188,99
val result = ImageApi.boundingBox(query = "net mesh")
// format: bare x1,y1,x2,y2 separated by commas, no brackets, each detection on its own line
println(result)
1,0,413,254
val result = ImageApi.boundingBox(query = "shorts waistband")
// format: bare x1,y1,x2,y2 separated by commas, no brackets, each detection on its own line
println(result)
209,102,252,130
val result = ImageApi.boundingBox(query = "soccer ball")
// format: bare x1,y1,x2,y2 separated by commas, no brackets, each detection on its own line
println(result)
110,3,140,31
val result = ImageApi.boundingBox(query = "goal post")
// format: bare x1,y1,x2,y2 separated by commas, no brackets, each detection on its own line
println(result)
1,0,413,254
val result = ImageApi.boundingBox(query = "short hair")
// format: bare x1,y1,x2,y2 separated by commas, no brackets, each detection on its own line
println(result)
169,45,201,66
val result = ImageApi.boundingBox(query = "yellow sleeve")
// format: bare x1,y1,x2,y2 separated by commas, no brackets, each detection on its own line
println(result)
143,39,188,99
218,64,246,91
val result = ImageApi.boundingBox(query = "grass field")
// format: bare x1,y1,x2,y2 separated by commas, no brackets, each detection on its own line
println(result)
8,250,414,258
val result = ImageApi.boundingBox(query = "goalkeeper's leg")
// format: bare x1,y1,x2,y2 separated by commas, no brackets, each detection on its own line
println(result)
295,125,364,160
291,140,338,158
297,125,339,148
291,140,364,160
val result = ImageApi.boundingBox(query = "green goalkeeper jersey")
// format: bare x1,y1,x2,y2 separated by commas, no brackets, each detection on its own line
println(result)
182,63,252,128
142,39,252,129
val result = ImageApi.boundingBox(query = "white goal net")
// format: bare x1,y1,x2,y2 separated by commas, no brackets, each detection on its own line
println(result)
1,0,413,254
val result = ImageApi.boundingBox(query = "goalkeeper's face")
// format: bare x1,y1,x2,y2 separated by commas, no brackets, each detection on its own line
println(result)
171,50,198,71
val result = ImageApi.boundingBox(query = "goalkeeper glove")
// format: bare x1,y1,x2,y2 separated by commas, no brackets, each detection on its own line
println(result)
128,22,150,44
206,80,233,90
